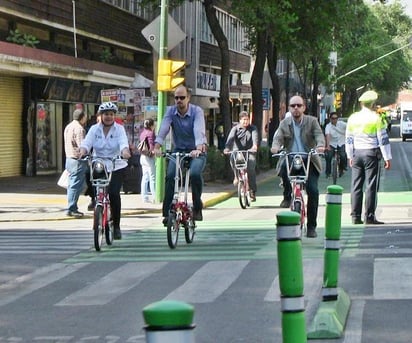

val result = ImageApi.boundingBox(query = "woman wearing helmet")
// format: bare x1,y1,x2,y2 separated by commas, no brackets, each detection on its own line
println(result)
79,102,131,239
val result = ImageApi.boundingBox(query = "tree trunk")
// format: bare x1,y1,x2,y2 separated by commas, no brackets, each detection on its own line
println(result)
251,30,268,144
310,57,319,117
203,0,232,179
267,39,280,147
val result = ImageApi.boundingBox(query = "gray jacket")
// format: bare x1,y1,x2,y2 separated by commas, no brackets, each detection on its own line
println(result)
272,115,325,173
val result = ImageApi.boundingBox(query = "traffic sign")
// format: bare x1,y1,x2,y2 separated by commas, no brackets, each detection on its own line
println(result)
142,14,186,53
262,88,270,110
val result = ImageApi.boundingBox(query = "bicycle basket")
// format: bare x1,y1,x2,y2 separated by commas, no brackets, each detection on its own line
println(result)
91,159,109,182
234,151,247,169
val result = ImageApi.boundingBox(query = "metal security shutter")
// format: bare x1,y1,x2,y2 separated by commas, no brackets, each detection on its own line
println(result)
0,76,23,177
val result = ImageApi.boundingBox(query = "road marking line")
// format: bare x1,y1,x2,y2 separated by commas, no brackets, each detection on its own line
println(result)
55,262,167,306
374,257,412,299
0,263,88,307
343,299,365,343
164,260,249,303
264,259,323,302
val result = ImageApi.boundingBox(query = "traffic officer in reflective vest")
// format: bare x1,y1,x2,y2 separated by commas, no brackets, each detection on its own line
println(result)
345,90,392,225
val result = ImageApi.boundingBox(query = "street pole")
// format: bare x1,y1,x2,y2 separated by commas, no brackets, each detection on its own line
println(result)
155,0,169,203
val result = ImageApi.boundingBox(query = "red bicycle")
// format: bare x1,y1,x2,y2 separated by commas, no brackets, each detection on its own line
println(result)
273,150,319,234
162,152,196,249
225,150,251,209
85,156,121,251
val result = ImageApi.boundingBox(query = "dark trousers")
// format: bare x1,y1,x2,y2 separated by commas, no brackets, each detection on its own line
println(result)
162,154,207,217
280,162,320,229
324,145,347,175
350,149,379,220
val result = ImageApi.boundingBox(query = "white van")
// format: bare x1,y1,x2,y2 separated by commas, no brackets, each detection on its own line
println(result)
399,102,412,142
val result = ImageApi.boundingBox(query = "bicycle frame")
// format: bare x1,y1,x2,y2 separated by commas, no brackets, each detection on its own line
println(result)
230,150,250,209
273,151,315,230
331,147,340,185
85,156,118,251
163,152,196,249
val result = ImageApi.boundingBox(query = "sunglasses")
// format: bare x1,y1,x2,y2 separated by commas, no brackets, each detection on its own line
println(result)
290,104,304,108
174,96,186,101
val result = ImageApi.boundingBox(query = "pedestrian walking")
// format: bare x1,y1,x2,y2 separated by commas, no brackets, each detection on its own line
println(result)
64,108,88,217
140,118,156,203
345,90,392,225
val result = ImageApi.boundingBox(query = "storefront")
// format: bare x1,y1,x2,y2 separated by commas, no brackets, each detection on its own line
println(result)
0,76,23,177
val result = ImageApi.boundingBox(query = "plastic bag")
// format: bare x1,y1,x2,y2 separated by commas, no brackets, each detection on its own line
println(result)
57,169,69,189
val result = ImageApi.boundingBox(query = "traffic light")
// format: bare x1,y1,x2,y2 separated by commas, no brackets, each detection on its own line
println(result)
334,92,342,109
157,59,185,91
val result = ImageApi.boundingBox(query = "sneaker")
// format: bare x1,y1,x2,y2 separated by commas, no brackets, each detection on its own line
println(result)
193,209,203,221
114,227,122,240
306,227,317,238
66,210,84,218
87,199,96,211
233,176,239,186
279,199,291,208
250,191,256,202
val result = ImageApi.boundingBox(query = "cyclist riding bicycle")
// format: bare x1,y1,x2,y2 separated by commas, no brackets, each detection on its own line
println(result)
79,101,131,240
271,95,325,238
224,111,258,201
324,112,347,178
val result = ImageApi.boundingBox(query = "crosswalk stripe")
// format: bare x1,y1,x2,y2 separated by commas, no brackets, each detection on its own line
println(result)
164,260,249,303
55,262,167,306
0,263,88,307
264,259,323,302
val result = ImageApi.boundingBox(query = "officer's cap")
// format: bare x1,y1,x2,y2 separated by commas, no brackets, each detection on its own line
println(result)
359,90,378,103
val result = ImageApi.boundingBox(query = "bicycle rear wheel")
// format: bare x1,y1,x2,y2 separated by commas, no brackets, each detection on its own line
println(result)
238,181,248,209
93,205,104,251
105,206,113,245
167,213,179,249
332,157,338,184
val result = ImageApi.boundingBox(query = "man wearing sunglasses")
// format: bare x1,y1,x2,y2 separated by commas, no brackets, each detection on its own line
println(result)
271,95,325,238
154,85,207,226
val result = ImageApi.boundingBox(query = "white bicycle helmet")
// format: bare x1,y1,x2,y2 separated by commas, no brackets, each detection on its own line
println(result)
98,102,118,113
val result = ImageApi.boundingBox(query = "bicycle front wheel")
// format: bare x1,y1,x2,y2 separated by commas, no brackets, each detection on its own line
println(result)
105,206,113,245
167,213,179,249
238,181,248,209
332,157,338,185
184,214,196,244
93,205,104,251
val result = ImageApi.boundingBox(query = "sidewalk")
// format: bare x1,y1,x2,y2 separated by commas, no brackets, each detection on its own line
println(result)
0,170,276,222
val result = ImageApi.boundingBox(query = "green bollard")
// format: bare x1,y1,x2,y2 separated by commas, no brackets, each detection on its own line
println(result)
142,300,195,342
307,184,351,339
276,211,307,343
322,185,343,301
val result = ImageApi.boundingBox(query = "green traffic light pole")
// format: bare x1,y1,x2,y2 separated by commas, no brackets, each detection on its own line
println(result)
155,0,169,203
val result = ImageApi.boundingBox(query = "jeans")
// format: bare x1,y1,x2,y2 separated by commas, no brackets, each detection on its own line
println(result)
162,153,207,217
65,158,87,212
140,155,156,201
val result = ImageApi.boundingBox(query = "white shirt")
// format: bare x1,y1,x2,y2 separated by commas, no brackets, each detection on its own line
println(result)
325,120,346,147
81,122,129,171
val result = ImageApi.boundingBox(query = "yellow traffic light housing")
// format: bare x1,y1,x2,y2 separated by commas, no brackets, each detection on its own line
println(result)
157,59,185,91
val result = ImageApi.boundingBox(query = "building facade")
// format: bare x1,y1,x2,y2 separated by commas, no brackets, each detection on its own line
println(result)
0,0,153,177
